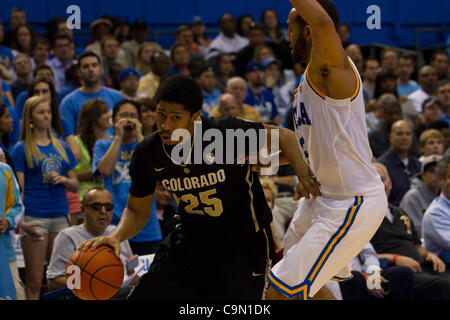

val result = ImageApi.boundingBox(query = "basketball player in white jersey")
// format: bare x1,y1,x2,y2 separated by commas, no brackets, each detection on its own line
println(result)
265,0,387,300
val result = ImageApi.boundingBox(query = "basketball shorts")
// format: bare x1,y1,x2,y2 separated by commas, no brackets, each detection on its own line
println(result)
268,194,387,299
129,226,273,300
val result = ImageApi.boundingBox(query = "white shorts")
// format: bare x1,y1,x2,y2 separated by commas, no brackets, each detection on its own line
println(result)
268,194,387,299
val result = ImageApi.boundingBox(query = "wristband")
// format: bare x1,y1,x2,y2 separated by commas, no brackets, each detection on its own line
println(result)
392,254,399,265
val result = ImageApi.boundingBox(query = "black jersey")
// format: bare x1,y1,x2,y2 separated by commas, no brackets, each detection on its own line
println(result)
129,115,273,242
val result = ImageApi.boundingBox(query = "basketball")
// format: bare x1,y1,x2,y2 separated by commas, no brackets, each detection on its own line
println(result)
66,245,124,300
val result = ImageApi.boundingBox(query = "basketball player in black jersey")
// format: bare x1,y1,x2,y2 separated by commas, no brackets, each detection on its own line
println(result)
79,74,320,299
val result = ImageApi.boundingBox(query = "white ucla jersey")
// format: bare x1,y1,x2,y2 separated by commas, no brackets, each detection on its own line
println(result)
292,57,384,198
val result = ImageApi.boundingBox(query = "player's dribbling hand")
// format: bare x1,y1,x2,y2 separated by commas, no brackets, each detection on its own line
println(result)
78,235,121,258
293,174,321,200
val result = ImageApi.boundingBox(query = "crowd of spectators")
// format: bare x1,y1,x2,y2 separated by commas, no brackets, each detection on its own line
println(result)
0,6,450,300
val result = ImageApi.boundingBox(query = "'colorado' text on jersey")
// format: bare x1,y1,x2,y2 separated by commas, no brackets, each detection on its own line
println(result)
129,116,272,241
293,57,384,198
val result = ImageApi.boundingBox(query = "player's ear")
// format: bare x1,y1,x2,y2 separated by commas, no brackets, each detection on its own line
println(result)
304,25,312,41
190,110,201,123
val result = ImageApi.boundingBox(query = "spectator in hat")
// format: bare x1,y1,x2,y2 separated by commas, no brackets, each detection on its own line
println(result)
119,68,146,100
194,65,221,116
422,154,450,261
262,57,292,118
400,155,442,237
86,18,114,57
414,98,444,140
137,51,170,99
244,60,281,125
121,19,149,68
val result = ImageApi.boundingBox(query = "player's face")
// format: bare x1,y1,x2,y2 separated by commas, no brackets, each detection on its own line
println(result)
286,9,309,63
156,101,200,146
82,190,114,234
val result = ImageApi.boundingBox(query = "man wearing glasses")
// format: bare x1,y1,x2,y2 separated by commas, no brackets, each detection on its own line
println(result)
46,187,136,293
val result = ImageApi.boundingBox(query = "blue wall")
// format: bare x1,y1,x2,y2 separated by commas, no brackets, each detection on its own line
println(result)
1,0,449,49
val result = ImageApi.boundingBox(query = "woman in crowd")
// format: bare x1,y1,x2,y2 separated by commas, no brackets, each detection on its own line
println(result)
11,23,37,56
136,42,162,76
11,96,79,299
28,76,83,236
236,14,254,39
192,20,212,56
0,103,13,153
169,43,190,76
214,53,234,92
92,99,162,255
261,9,283,43
73,99,111,224
136,97,157,136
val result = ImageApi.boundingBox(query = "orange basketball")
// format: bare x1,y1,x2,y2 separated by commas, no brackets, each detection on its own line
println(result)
65,245,124,300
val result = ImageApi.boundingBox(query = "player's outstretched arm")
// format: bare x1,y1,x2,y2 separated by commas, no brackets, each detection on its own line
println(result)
290,0,356,99
79,194,153,257
264,124,321,199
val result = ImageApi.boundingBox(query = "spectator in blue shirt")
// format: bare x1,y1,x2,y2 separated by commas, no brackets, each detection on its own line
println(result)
422,155,450,262
378,120,422,206
244,60,281,125
60,51,123,136
11,95,79,300
0,20,14,72
397,55,419,98
92,99,162,255
193,65,221,116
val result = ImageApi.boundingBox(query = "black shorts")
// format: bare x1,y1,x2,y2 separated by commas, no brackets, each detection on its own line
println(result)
129,227,273,300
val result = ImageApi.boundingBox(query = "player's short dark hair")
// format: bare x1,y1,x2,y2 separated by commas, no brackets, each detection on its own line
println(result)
112,99,141,121
77,51,101,66
154,74,203,115
295,0,339,30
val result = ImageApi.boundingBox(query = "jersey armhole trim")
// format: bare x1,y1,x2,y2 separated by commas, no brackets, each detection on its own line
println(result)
304,59,361,101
